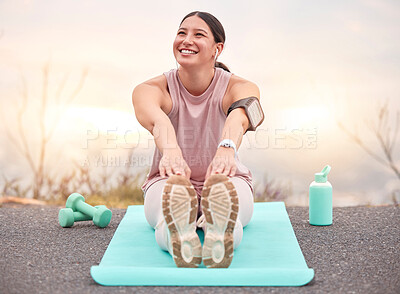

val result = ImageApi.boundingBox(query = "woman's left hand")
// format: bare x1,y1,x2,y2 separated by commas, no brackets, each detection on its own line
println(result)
205,147,237,180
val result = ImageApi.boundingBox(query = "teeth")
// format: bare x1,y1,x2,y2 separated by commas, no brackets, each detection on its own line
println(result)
181,49,197,54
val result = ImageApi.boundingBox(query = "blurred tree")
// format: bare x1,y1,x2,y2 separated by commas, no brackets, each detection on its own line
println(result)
1,61,88,199
338,101,400,182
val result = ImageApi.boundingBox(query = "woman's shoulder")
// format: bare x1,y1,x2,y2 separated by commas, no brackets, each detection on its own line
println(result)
133,74,172,114
226,73,260,100
137,74,168,93
228,74,258,90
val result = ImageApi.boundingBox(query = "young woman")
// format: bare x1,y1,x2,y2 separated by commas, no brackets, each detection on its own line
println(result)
132,11,264,268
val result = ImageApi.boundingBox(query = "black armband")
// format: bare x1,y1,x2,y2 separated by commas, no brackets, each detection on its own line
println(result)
227,97,264,131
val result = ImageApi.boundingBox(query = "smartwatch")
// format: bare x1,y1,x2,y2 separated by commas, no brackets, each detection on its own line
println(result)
218,139,237,157
227,97,264,131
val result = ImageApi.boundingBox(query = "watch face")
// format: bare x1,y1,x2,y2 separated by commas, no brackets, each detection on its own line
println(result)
248,100,263,127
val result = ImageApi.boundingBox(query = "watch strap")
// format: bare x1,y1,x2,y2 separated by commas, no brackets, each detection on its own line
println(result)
217,139,237,156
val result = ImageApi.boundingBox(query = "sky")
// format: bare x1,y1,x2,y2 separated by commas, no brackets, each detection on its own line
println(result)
0,0,399,205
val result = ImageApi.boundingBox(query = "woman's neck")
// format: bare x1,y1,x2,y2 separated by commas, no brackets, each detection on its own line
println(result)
177,66,215,96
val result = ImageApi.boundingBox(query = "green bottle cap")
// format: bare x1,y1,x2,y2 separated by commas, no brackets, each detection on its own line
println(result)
315,165,331,183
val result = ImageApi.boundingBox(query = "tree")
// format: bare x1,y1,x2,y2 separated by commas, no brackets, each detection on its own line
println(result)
1,61,88,199
338,101,399,180
338,101,400,205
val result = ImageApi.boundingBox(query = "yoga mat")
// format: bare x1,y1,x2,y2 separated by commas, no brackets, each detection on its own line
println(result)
91,202,314,286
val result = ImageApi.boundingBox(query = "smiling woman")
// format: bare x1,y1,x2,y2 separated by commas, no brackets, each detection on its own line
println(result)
174,11,230,74
131,11,264,269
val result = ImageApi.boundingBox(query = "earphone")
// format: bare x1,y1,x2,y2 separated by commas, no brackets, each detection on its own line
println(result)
215,48,219,61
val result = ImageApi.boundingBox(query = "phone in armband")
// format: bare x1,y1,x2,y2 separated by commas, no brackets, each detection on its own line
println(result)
227,97,264,131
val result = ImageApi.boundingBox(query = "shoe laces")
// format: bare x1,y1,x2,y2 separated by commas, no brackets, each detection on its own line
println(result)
196,214,206,228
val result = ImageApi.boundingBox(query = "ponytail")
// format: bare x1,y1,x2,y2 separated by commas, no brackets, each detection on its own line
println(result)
215,61,230,72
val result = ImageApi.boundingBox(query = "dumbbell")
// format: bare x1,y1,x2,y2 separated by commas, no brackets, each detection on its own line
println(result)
58,205,108,228
59,193,112,228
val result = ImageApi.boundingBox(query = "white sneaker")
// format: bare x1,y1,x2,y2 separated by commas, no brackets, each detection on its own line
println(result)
162,175,202,267
201,174,239,268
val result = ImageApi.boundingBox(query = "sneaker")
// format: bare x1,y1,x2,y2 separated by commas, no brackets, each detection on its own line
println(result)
162,175,202,267
201,174,239,268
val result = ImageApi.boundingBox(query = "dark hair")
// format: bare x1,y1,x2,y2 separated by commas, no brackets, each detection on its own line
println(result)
180,11,230,72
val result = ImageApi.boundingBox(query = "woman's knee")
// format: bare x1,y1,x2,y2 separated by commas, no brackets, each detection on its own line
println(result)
143,179,167,228
230,177,254,227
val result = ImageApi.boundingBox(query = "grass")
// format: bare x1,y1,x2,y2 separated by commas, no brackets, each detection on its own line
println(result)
85,184,144,208
3,171,292,209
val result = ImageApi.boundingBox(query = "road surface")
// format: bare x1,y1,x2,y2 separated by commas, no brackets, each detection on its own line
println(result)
0,204,399,294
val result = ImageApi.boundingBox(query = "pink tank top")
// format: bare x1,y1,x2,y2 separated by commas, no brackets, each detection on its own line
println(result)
141,68,253,195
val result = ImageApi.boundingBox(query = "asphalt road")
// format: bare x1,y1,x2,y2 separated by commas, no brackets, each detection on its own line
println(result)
1,204,399,294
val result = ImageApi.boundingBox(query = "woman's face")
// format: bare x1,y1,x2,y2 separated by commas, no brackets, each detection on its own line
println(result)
173,16,218,69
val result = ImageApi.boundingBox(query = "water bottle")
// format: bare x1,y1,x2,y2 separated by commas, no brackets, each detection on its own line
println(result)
309,165,332,226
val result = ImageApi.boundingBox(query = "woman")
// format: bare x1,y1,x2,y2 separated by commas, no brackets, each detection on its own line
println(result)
132,11,263,268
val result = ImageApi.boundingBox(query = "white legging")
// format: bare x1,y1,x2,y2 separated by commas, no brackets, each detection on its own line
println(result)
144,177,254,253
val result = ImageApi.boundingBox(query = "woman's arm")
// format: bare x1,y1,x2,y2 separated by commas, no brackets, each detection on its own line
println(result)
132,83,191,179
206,80,260,179
221,79,261,148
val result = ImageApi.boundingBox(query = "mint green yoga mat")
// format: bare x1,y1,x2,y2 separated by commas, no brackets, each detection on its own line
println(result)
91,202,314,286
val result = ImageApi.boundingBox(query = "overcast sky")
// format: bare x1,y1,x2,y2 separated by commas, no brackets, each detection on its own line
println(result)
0,0,399,205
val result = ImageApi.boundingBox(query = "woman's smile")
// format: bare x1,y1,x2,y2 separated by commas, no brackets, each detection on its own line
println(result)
180,49,198,55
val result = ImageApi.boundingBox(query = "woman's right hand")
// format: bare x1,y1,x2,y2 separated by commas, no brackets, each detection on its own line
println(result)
159,148,191,180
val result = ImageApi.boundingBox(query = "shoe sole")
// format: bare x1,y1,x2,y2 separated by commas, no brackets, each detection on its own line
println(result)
201,174,239,268
162,175,202,268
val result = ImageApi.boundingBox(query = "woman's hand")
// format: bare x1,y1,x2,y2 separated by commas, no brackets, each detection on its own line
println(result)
205,147,237,180
159,148,191,180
